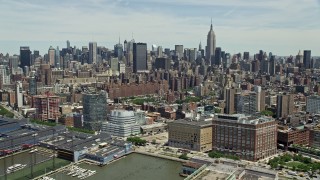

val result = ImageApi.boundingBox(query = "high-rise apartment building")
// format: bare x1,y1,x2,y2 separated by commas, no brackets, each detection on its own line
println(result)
103,110,140,137
306,95,320,114
33,95,60,121
29,76,37,96
213,114,277,161
83,91,107,130
15,81,23,108
235,91,257,115
225,88,236,114
276,93,294,119
89,42,97,64
206,21,216,64
20,46,31,68
133,43,147,73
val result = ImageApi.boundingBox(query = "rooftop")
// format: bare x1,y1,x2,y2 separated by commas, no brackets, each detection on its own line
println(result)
168,119,212,127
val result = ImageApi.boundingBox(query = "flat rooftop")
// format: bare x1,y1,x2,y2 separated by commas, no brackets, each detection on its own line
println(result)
168,119,212,127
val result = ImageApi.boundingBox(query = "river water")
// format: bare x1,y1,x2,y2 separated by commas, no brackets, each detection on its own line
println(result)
51,153,184,180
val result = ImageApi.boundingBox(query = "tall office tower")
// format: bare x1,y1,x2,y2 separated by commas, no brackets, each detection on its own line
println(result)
48,46,55,66
258,50,264,61
19,46,31,68
213,114,277,161
164,48,171,57
295,50,303,65
199,41,202,51
89,42,97,64
184,48,190,60
110,58,119,72
235,91,257,115
133,43,147,73
243,52,250,60
277,93,294,119
155,58,170,70
114,43,124,60
175,45,183,59
303,50,311,69
33,95,60,121
55,46,60,68
269,55,276,76
103,110,140,137
67,40,70,49
206,20,216,64
213,47,221,66
83,91,107,130
260,52,270,74
29,76,37,96
157,46,163,57
189,48,197,62
123,40,128,54
9,55,19,70
16,81,23,108
225,88,236,114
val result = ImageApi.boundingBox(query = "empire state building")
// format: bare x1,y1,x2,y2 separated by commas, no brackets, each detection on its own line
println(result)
206,21,216,65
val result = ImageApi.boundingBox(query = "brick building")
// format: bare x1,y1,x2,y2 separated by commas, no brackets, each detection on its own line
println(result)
213,114,277,161
277,125,310,150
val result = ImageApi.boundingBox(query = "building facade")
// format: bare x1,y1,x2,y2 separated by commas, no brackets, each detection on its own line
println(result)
306,95,320,114
133,43,147,73
213,114,277,161
33,95,60,121
168,119,212,152
103,110,140,137
82,91,107,130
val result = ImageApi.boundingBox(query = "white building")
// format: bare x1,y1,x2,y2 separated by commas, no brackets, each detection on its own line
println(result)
0,65,10,85
16,81,23,108
104,110,140,137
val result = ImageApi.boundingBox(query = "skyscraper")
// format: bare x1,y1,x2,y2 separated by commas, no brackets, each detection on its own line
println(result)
206,20,216,64
20,46,31,68
213,47,221,66
48,46,55,66
303,50,311,69
114,43,124,60
55,46,60,68
174,45,183,59
133,43,147,73
89,42,97,64
67,40,70,49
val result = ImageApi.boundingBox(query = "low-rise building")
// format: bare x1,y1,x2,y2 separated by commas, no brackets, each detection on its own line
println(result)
277,125,310,150
168,119,212,152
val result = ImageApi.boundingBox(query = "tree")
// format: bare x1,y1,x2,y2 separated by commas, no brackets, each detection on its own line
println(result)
179,153,189,160
261,110,274,116
151,139,156,145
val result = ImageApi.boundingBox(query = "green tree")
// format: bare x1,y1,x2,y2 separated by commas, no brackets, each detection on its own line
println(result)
179,153,189,160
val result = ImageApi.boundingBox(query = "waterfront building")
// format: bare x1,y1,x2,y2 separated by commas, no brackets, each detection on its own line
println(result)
168,119,212,152
103,110,140,137
213,114,277,161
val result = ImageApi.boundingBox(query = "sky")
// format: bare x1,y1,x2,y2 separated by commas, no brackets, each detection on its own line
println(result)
0,0,319,56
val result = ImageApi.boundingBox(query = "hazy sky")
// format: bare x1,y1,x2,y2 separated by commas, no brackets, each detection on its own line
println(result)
0,0,319,56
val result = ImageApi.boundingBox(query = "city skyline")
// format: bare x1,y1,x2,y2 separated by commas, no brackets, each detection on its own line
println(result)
0,0,320,55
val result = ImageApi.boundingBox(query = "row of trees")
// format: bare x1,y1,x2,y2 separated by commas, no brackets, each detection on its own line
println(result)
208,151,240,160
127,137,147,146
